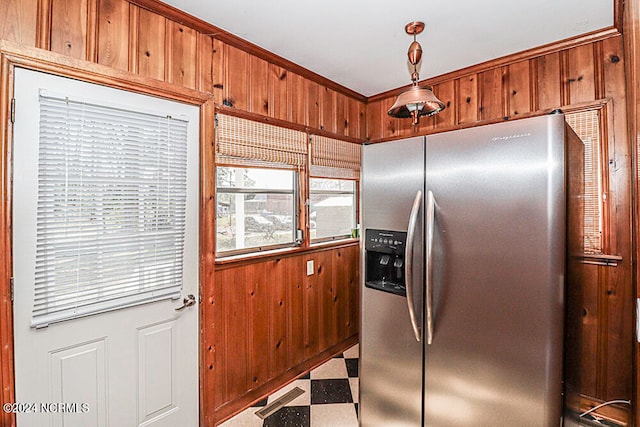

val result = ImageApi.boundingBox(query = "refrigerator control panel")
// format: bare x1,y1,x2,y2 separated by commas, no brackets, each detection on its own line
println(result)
364,229,408,297
364,229,406,254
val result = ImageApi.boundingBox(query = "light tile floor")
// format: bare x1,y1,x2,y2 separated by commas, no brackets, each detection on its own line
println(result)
220,344,359,427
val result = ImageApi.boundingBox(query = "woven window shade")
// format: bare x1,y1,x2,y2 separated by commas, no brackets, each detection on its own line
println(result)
215,114,307,169
310,135,361,179
566,110,603,254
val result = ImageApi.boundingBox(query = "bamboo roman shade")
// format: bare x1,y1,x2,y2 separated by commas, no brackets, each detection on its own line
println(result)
33,94,188,327
310,135,361,179
566,109,603,254
215,114,307,169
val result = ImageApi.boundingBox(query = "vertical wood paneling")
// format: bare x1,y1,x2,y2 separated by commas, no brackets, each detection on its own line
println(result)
566,44,596,105
200,98,216,426
334,248,352,342
0,0,38,46
287,71,305,125
303,254,320,360
479,67,504,120
269,259,289,377
382,97,400,139
535,52,562,110
247,263,269,389
320,86,336,132
357,100,367,140
346,246,359,338
305,80,320,130
225,44,249,110
196,33,213,93
248,55,268,115
288,264,305,367
623,2,640,422
365,99,383,141
224,269,249,402
211,270,226,410
347,98,359,138
336,92,347,136
211,247,358,418
317,250,336,352
581,266,600,396
0,0,631,421
212,38,225,104
167,21,197,89
507,60,531,117
600,35,633,401
135,7,165,81
50,0,89,59
457,74,478,124
433,81,455,130
97,0,129,71
268,64,287,120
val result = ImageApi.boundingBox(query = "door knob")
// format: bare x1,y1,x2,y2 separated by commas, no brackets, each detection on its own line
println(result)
175,294,197,311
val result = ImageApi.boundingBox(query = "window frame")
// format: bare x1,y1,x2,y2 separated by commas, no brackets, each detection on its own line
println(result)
215,164,300,257
563,100,614,264
308,177,359,243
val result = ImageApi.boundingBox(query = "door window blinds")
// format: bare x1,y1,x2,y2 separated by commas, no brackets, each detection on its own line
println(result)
33,94,188,328
566,109,603,255
310,135,361,179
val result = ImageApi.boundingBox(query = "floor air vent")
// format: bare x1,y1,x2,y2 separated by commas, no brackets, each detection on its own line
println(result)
254,387,305,419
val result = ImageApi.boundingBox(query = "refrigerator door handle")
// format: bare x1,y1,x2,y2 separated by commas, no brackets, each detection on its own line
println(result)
425,190,435,345
405,190,422,342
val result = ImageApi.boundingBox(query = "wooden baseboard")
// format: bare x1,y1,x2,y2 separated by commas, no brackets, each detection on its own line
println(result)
564,395,632,426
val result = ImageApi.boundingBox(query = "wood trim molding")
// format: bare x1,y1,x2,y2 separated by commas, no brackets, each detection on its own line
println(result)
0,40,211,104
214,240,360,270
127,0,367,103
215,104,365,144
623,0,640,424
0,49,16,427
368,26,621,103
0,39,214,427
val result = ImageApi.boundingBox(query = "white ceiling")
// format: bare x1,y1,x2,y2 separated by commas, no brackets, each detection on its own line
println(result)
161,0,614,97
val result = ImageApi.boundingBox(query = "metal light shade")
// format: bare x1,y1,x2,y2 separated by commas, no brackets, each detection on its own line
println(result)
388,21,445,125
388,85,445,125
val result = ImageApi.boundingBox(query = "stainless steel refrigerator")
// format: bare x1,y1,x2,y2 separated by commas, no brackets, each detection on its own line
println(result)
359,113,583,426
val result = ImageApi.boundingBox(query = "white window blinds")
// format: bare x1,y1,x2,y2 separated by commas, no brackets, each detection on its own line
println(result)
33,94,188,328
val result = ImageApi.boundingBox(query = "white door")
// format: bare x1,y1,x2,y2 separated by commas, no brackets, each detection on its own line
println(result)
12,68,199,427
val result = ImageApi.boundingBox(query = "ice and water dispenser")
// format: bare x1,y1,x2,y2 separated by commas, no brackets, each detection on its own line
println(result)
364,229,408,296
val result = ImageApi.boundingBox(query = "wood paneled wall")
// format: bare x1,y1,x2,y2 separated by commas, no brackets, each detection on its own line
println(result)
623,1,640,426
0,0,367,139
0,0,636,425
0,1,366,426
368,34,634,423
211,40,366,139
208,245,359,424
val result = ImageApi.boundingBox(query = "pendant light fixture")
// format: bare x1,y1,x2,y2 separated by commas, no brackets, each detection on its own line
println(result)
388,21,445,125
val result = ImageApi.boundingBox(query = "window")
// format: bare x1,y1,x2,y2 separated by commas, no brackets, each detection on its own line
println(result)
310,178,357,241
214,114,362,257
32,93,189,327
216,166,297,253
566,109,604,254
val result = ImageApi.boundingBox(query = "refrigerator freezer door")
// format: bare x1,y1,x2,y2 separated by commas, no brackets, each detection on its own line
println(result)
360,137,425,427
424,115,566,426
